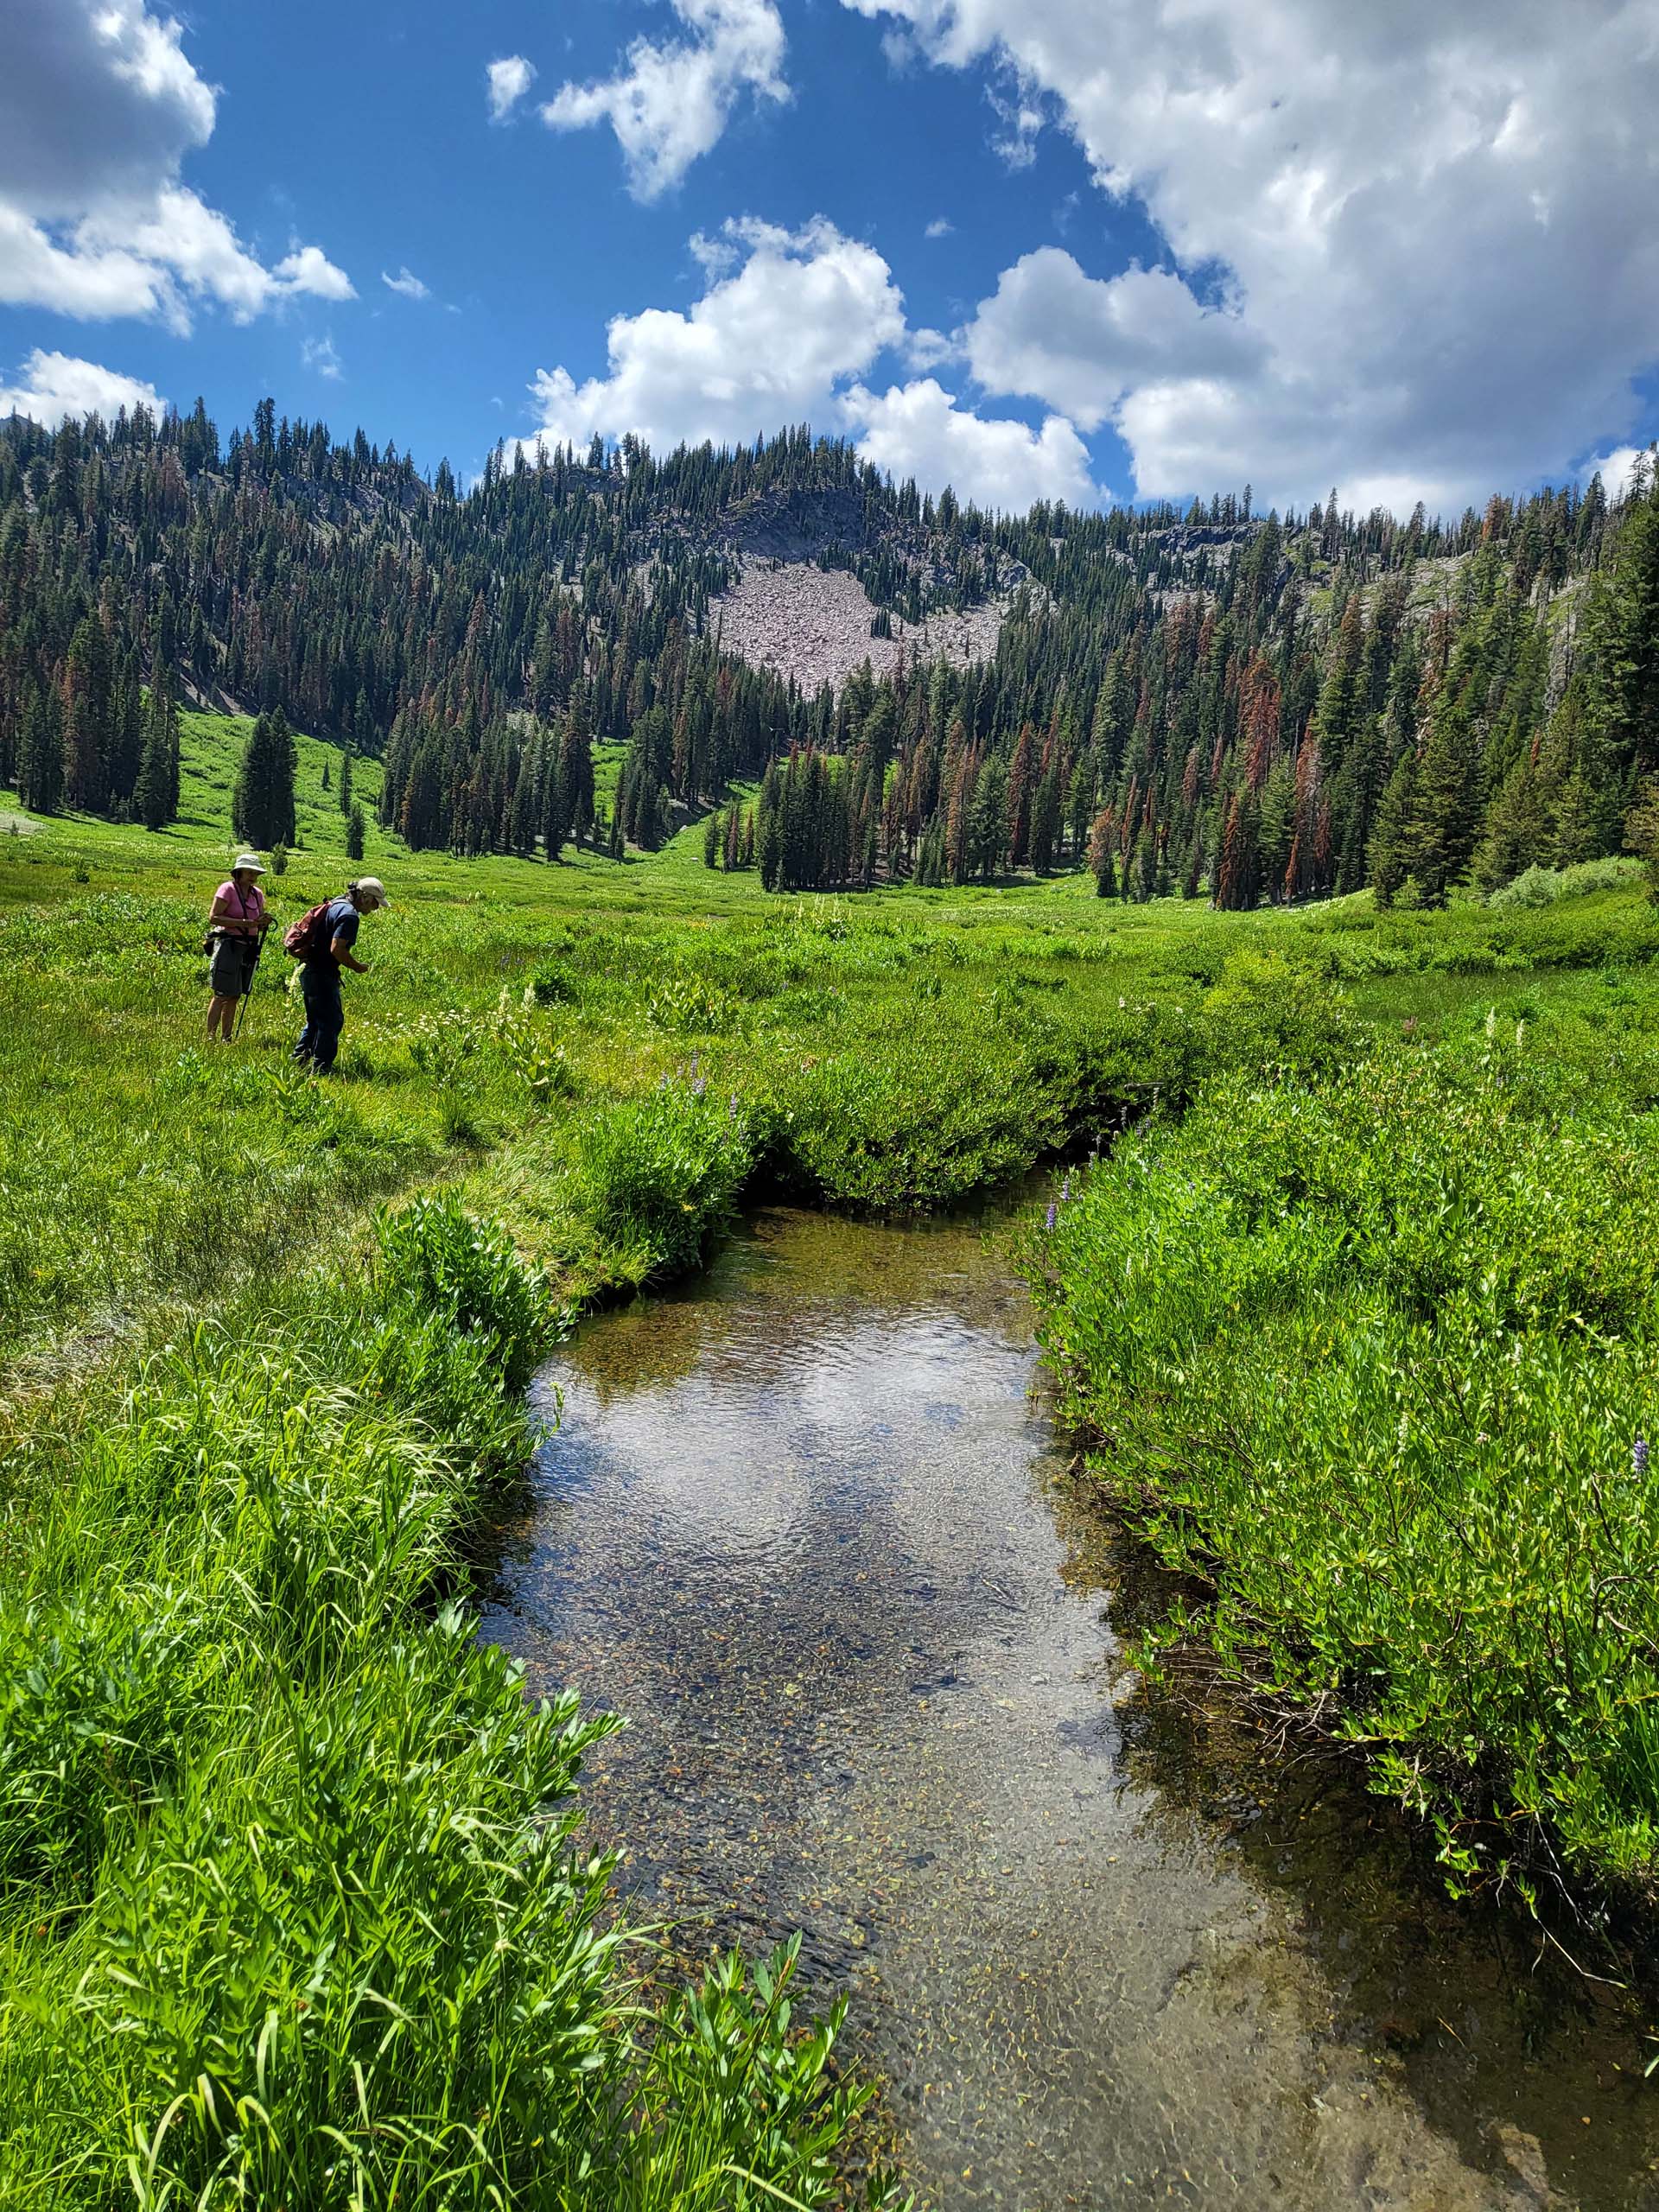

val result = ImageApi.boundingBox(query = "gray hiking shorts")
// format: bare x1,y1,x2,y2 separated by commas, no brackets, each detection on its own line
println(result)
208,933,256,997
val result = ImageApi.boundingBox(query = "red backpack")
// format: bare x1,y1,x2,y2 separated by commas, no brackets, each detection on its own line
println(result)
283,899,338,958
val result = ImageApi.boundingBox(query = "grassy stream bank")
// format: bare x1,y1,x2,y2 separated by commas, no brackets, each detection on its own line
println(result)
1028,971,1659,1928
3,774,1658,2200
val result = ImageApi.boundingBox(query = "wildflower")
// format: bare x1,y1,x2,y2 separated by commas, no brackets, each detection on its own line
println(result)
1045,1201,1058,1232
692,1075,707,1098
1636,1435,1650,1478
728,1092,740,1120
1060,1175,1071,1204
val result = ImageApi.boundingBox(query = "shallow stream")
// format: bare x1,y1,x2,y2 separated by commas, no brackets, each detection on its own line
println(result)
480,1195,1659,2210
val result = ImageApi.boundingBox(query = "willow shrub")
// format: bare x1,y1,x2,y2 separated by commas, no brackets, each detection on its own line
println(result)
573,1066,753,1280
1027,1041,1659,1897
0,1203,887,2209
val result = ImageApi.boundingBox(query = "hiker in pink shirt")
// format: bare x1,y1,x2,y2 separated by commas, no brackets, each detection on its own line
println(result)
206,853,270,1040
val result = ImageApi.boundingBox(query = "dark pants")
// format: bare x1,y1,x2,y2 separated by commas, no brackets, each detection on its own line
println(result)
295,962,345,1071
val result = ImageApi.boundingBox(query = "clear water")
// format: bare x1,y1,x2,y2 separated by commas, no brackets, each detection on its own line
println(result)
480,1198,1659,2211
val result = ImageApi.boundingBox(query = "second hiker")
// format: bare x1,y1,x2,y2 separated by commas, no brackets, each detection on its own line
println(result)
289,876,388,1073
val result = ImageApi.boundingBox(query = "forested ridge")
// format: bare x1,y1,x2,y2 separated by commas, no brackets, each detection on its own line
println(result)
2,396,1656,905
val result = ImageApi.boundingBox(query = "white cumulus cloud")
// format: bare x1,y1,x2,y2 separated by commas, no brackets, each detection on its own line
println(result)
0,347,166,426
842,0,1659,511
526,218,905,453
486,56,536,123
0,0,351,334
542,0,789,200
273,245,354,303
381,264,430,301
963,251,1262,433
521,216,1102,511
845,377,1099,511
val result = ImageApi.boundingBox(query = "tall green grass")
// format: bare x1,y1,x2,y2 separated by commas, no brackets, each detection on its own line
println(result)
0,1201,900,2208
1028,1005,1659,1904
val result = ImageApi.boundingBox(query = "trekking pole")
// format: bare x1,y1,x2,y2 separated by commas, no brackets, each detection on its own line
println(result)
232,929,267,1041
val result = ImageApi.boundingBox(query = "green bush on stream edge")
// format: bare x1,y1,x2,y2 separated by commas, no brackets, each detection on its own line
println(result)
1027,1011,1659,1913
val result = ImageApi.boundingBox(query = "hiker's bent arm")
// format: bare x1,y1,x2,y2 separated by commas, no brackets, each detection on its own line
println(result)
332,931,368,973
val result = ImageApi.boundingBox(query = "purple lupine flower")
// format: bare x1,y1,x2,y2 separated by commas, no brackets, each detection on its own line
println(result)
692,1075,707,1098
1636,1435,1650,1478
690,1050,701,1077
1060,1174,1071,1204
728,1092,740,1120
1045,1201,1058,1232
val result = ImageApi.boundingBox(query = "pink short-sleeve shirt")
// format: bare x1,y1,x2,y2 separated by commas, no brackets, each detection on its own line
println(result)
214,880,265,928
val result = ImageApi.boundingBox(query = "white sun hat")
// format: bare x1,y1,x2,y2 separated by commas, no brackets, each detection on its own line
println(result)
231,852,266,873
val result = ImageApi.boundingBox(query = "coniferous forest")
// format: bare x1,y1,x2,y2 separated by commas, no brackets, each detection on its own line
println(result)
2,397,1656,906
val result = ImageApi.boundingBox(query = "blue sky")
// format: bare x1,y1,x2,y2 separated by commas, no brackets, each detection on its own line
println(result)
3,0,1657,518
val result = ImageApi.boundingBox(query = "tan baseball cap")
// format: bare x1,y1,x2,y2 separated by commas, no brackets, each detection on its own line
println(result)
353,876,389,908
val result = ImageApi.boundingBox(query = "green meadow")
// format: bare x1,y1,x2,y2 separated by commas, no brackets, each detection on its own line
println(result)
3,706,1658,2202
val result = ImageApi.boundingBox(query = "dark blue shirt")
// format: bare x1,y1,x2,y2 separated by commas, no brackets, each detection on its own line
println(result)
305,895,359,964
325,896,359,950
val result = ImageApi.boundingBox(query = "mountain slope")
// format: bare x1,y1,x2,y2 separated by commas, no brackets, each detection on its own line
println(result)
1,401,1654,907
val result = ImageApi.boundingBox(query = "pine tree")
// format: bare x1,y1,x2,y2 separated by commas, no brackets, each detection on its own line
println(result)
541,746,570,862
1474,739,1551,888
108,662,143,811
133,677,181,830
1256,758,1296,899
1215,791,1262,910
1368,750,1417,906
1087,809,1116,897
560,690,595,843
346,803,366,861
62,619,112,812
1626,777,1659,899
703,808,721,868
339,743,353,815
1006,723,1036,865
1131,825,1157,901
232,707,297,847
1588,470,1659,774
1029,766,1060,873
967,755,1007,880
1312,593,1365,766
16,683,63,815
1406,686,1483,902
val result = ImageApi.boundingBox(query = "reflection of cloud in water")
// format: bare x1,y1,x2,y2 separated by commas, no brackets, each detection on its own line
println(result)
544,1312,1031,1574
